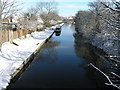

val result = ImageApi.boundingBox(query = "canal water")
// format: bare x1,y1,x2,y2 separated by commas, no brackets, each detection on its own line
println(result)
8,24,110,88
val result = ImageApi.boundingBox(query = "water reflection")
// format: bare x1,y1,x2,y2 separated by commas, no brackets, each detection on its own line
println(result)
73,32,113,88
34,38,60,63
7,25,115,89
55,31,61,36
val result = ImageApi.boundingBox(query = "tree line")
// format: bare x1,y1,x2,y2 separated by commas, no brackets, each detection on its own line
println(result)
75,0,120,58
75,0,120,88
0,0,63,31
0,0,63,48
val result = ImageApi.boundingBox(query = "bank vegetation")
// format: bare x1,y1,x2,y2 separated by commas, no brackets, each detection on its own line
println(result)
75,0,120,88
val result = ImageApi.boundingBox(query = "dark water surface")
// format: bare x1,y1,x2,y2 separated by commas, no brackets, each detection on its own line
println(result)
8,24,110,88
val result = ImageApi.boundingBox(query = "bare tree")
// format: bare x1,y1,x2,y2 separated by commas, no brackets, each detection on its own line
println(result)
75,11,97,39
28,7,38,15
75,1,120,88
37,0,57,14
88,0,120,88
0,0,21,20
89,0,120,56
36,0,58,27
0,0,19,48
11,0,60,31
90,0,120,30
96,0,120,57
89,2,105,33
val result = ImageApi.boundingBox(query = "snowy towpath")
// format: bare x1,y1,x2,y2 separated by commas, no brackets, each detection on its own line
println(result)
0,24,63,89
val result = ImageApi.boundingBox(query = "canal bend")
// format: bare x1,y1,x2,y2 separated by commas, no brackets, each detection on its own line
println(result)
8,24,109,88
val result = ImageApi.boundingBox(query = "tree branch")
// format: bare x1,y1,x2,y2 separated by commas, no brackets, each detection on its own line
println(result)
89,9,120,30
88,63,120,89
98,0,120,12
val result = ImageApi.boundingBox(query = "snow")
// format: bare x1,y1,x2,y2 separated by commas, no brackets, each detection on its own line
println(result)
0,23,64,89
91,29,119,56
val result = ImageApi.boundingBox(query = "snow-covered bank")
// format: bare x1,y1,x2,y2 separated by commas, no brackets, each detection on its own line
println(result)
0,23,64,90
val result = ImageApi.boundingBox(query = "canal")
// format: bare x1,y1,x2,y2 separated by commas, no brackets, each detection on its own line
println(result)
7,24,110,88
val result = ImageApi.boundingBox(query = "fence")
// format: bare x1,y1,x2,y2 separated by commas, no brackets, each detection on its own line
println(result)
0,30,30,47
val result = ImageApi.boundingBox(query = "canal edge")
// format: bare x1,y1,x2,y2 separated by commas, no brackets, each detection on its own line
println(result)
8,31,54,85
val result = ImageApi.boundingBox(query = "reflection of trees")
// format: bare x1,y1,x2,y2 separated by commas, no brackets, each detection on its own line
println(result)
73,32,111,73
73,32,109,87
35,38,60,63
73,32,120,88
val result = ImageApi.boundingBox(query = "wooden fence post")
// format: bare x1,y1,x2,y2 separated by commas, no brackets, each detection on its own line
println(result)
0,30,2,47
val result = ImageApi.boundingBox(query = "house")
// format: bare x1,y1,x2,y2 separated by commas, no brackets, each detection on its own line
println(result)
0,15,18,30
0,18,11,29
0,18,10,24
68,16,74,22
